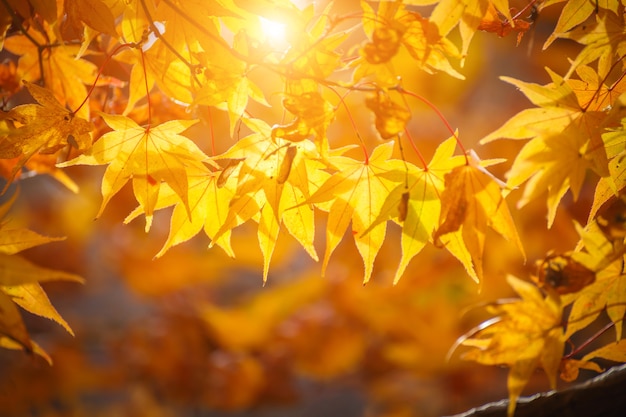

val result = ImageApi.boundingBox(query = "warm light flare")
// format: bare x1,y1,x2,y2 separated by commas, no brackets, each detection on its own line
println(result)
259,16,287,45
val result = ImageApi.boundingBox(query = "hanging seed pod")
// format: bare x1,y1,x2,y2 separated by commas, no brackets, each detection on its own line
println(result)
534,253,596,295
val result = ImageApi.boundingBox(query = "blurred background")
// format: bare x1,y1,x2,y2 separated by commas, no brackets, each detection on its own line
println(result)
0,1,602,416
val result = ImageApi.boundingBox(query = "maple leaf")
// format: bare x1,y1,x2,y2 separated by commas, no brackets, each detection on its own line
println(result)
430,0,513,61
65,0,118,37
211,119,328,282
562,221,626,340
125,161,238,258
193,32,268,133
552,8,626,79
477,2,530,45
433,153,524,283
481,68,625,226
353,0,463,86
361,136,465,283
567,64,626,112
0,81,93,189
588,118,626,221
59,114,208,231
0,196,84,359
565,258,626,340
559,358,603,382
0,250,83,356
460,276,564,417
365,92,411,140
541,0,600,49
304,142,406,284
582,339,626,363
3,27,111,120
271,91,336,145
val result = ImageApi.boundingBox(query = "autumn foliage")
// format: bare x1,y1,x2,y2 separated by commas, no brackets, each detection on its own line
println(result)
1,0,626,416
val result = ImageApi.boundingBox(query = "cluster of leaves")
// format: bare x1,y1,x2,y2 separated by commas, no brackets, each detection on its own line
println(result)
0,0,625,415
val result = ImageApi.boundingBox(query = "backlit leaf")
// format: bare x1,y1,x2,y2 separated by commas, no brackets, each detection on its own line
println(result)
461,276,564,417
60,114,207,231
0,81,93,188
434,156,524,283
306,142,406,284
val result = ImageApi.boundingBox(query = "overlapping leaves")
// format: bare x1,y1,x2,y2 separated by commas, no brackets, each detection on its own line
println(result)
1,1,626,413
0,195,83,363
460,276,564,417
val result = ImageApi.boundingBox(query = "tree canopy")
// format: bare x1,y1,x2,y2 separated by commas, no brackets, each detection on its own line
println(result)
1,0,626,416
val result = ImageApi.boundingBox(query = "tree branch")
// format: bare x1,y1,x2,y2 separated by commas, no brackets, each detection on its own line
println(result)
447,364,626,417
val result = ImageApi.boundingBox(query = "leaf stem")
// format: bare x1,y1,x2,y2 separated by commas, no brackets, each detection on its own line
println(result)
398,86,468,165
140,48,152,127
207,106,216,157
325,85,369,164
564,318,623,359
508,0,541,24
403,128,427,170
73,43,136,117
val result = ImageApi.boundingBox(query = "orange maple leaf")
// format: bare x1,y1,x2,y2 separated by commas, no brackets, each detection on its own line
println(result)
3,26,113,120
0,81,93,190
433,154,524,282
477,3,530,45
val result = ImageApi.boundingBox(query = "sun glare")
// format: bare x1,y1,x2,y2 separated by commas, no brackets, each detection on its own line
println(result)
259,16,287,45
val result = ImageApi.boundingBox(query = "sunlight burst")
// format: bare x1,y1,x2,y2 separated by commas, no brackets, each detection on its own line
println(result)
259,16,287,45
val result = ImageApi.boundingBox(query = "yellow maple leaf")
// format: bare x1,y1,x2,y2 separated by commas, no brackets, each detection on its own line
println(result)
3,283,76,336
304,142,406,284
0,197,84,360
193,32,268,133
582,339,626,363
272,90,335,146
354,0,463,85
0,81,93,189
553,8,626,79
542,0,600,49
361,136,466,284
461,275,564,417
365,92,411,140
481,68,622,226
211,119,328,282
588,121,626,221
59,114,208,231
567,259,626,339
125,161,237,258
433,155,524,283
430,0,512,61
559,358,603,382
